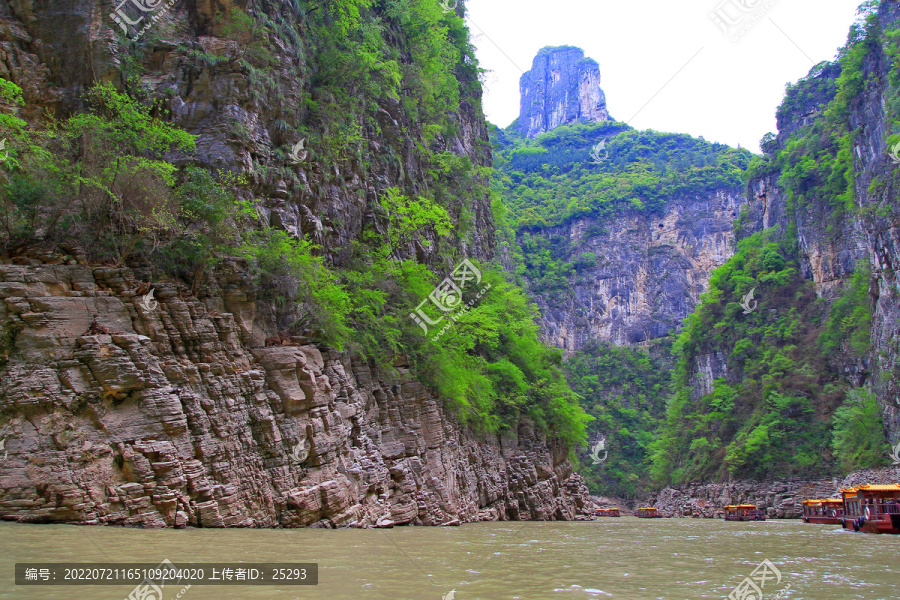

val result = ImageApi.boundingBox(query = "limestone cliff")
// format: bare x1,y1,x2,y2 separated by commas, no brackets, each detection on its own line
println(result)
0,262,592,526
517,46,609,138
534,191,746,350
0,0,594,526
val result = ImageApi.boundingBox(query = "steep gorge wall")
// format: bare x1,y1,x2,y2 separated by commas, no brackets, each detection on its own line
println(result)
533,190,747,351
693,3,900,443
0,262,592,526
0,0,495,264
0,1,595,525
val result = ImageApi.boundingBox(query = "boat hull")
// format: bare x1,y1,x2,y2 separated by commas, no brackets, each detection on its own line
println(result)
724,516,766,521
803,516,843,525
842,515,900,534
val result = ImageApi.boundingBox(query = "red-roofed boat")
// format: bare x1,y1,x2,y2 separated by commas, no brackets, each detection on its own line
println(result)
801,498,844,525
841,485,900,534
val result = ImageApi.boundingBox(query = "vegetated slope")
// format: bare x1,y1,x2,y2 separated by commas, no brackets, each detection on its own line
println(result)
651,0,900,486
0,0,589,447
0,0,594,527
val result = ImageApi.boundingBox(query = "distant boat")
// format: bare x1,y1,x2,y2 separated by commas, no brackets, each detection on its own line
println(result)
840,484,900,534
801,498,844,524
634,507,662,518
595,508,620,517
723,504,766,521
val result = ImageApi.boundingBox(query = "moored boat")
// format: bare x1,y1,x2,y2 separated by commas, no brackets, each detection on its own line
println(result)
723,504,766,521
801,498,844,524
595,507,621,517
840,485,900,534
634,507,662,518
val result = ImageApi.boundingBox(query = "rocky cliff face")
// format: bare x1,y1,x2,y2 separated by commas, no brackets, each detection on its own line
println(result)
696,3,900,443
0,1,595,525
0,0,495,265
0,262,592,526
517,46,609,139
534,191,746,351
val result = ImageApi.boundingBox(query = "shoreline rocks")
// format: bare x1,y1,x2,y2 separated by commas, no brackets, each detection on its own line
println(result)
646,466,900,519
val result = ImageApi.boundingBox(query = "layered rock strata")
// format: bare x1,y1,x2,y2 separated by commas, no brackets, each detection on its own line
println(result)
0,262,593,527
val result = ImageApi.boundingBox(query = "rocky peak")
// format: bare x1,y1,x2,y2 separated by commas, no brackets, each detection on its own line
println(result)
517,46,609,138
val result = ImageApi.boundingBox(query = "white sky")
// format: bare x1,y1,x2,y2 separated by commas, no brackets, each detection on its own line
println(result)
465,0,865,151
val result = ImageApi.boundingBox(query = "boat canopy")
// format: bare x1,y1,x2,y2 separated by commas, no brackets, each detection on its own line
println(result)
857,484,900,492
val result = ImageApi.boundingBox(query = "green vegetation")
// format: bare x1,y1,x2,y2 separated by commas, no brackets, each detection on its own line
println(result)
647,222,885,484
644,1,895,486
491,122,753,304
768,2,888,226
0,2,590,447
492,122,752,231
831,388,891,471
565,341,672,499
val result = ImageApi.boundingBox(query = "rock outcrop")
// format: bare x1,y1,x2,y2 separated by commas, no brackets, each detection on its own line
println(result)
0,262,594,527
517,46,609,138
650,466,900,519
534,191,747,350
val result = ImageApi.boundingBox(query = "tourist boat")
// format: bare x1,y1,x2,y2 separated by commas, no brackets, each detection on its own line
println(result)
634,507,662,518
801,498,844,524
840,485,900,534
723,504,766,521
595,508,620,517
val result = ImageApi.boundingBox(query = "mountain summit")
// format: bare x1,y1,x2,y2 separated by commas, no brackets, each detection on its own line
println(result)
517,46,609,138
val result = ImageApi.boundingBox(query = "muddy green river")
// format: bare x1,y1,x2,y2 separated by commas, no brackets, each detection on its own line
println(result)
1,518,898,599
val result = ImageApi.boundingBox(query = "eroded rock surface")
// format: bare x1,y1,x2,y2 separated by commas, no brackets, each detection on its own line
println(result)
533,191,747,351
0,263,593,527
517,46,609,139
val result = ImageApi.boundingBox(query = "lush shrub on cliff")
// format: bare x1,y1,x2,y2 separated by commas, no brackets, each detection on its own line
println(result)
338,188,591,443
831,388,892,471
490,123,753,296
649,0,896,485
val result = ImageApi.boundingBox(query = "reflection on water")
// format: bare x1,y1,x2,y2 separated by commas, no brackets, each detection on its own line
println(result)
1,518,899,599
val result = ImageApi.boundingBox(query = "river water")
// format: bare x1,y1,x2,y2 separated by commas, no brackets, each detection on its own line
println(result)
1,518,898,600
